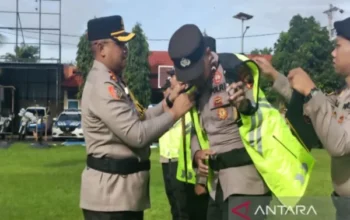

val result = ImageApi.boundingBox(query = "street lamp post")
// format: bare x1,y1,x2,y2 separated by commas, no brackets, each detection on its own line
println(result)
233,12,253,54
323,4,344,39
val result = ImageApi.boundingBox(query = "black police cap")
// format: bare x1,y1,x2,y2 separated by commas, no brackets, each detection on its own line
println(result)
87,15,135,42
204,36,216,53
168,24,207,83
218,53,242,83
167,69,175,76
334,17,350,41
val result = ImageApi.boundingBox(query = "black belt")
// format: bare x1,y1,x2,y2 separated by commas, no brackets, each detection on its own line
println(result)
209,148,253,171
86,155,150,175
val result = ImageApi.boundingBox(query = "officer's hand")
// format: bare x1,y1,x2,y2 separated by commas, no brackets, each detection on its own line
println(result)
288,68,316,96
227,82,245,108
168,83,187,102
194,184,207,195
194,150,213,176
253,57,279,81
169,93,194,121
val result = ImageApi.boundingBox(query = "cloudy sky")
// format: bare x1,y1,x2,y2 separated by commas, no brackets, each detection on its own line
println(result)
0,0,349,63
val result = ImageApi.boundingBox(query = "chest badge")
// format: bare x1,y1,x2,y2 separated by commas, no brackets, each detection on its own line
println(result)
213,96,223,108
217,108,228,120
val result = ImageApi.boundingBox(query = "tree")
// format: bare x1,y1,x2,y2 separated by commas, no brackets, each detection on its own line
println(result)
123,23,152,107
250,47,273,55
272,15,342,94
2,44,39,62
76,32,94,99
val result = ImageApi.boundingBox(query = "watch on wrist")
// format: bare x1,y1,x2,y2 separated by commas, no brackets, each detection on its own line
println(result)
304,87,320,103
166,95,173,108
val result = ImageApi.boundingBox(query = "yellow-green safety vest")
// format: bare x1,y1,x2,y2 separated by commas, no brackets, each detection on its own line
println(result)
190,54,315,207
159,112,196,184
159,120,181,159
176,112,196,184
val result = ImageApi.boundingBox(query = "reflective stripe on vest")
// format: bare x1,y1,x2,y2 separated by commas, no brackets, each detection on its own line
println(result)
176,112,196,184
191,53,315,207
190,108,214,191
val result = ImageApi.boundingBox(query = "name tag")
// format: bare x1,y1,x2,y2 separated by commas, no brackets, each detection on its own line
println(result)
211,83,226,94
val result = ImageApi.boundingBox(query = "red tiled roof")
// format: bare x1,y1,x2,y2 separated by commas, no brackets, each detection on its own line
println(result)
148,51,173,73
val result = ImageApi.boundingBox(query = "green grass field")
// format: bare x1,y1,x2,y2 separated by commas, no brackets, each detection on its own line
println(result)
0,144,333,220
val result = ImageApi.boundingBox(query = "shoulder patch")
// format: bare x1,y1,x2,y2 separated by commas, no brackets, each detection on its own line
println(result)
108,85,121,100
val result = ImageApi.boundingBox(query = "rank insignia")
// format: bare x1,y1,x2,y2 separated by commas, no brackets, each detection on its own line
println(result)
217,108,228,120
213,96,223,107
108,85,120,100
213,71,223,85
338,115,344,124
109,71,118,82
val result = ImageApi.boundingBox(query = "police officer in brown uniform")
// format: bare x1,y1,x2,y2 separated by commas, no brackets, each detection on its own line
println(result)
168,24,271,220
80,15,194,220
235,17,350,220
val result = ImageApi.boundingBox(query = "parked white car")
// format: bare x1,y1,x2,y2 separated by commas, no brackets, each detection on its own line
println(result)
18,106,52,139
52,109,83,141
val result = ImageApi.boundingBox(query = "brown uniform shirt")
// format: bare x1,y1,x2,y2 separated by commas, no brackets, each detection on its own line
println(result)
273,73,350,196
80,60,174,211
191,63,269,201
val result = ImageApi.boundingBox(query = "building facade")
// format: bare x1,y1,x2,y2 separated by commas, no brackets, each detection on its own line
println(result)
0,52,272,118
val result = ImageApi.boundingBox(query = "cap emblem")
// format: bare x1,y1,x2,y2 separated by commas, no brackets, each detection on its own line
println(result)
180,58,191,67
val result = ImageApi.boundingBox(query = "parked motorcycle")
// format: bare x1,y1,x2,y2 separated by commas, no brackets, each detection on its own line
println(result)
18,108,38,141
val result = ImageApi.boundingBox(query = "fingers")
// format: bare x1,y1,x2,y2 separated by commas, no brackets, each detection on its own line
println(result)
226,82,244,97
197,160,209,176
252,57,265,65
200,149,214,159
287,69,296,80
228,89,244,101
174,83,186,93
252,57,261,63
226,81,243,93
